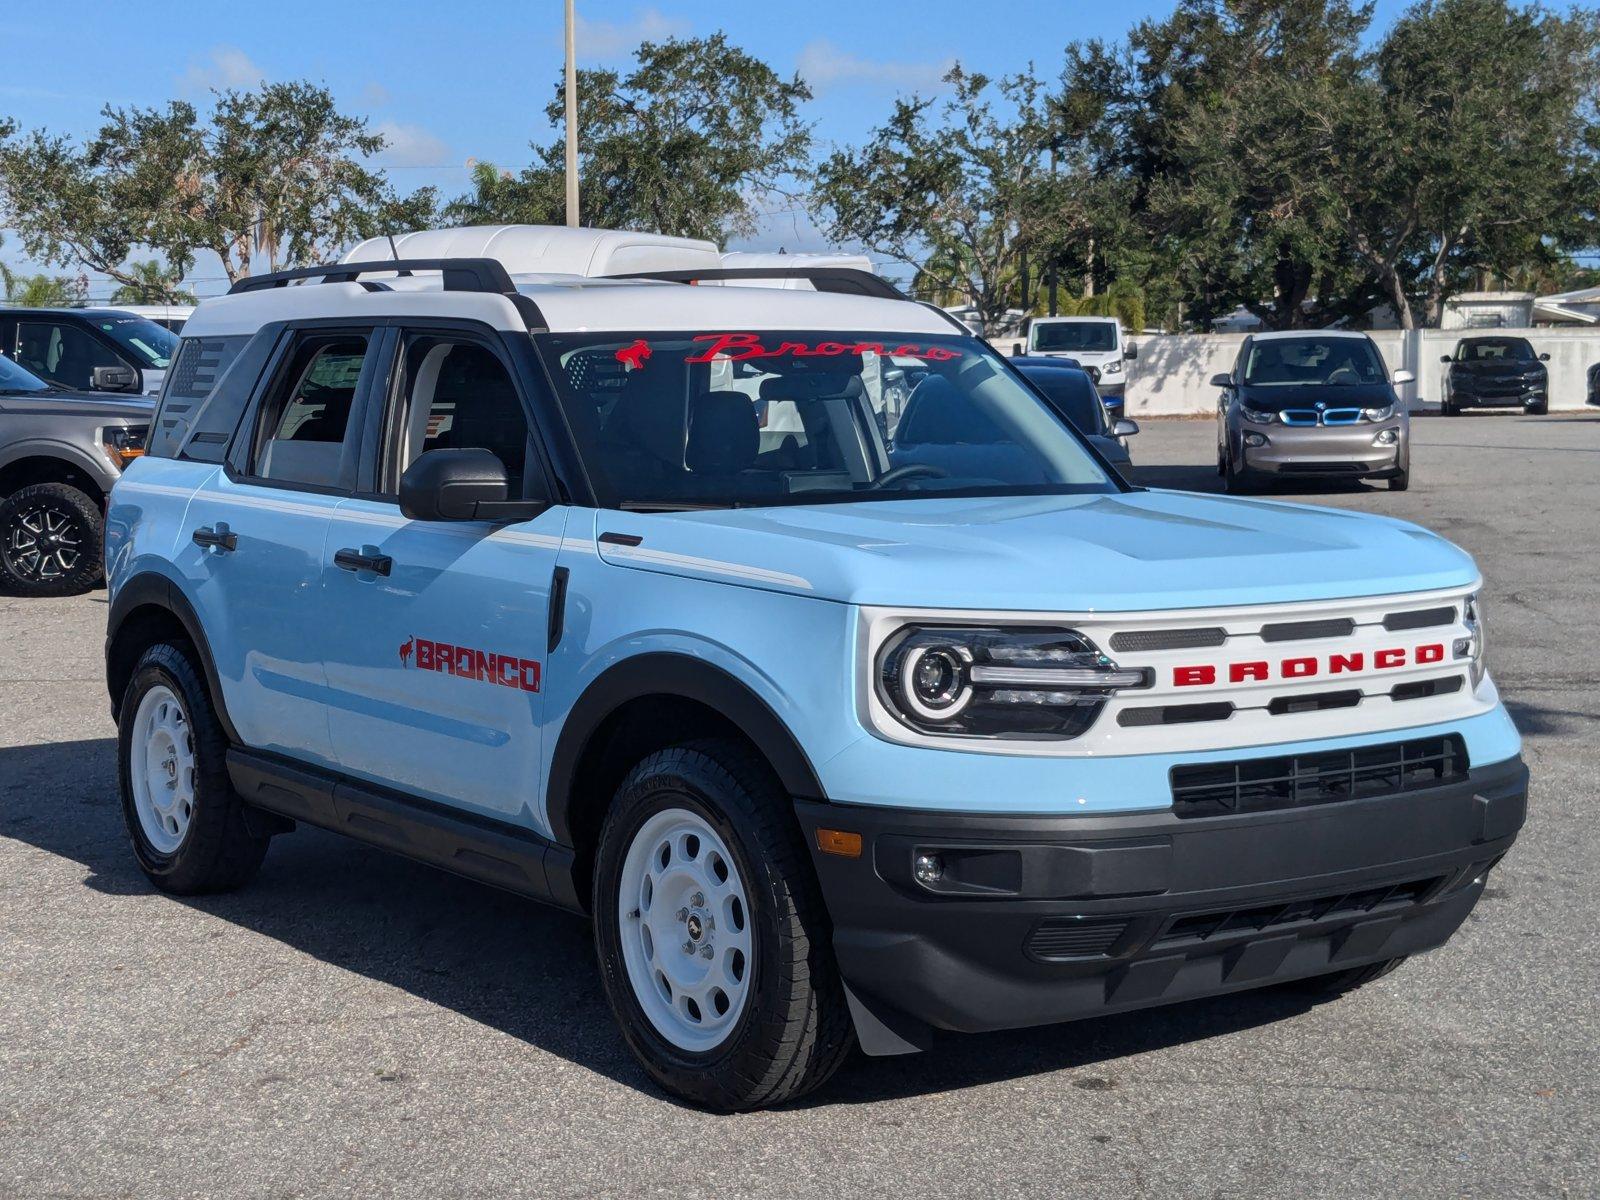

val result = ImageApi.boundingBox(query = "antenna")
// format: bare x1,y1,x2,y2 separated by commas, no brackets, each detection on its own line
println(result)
387,234,401,261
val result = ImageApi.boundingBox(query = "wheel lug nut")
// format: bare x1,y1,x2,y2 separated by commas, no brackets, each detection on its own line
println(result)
675,907,688,922
699,943,714,959
682,941,694,955
691,892,704,907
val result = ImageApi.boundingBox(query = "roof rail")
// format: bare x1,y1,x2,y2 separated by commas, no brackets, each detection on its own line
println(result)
607,266,907,301
228,257,519,296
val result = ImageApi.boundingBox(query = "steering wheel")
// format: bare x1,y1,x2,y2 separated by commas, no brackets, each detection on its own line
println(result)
869,462,948,490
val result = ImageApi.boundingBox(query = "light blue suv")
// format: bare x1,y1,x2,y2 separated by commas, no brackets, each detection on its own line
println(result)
103,241,1526,1111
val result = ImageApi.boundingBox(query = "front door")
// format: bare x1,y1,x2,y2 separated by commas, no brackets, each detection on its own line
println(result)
321,329,567,828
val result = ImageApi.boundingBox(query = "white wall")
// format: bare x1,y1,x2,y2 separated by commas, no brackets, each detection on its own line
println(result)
1120,327,1600,416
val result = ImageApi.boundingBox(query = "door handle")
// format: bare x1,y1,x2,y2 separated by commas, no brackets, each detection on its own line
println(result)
334,547,393,577
192,525,236,552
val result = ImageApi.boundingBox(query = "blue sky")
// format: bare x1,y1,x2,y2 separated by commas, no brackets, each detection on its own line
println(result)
2,0,1422,297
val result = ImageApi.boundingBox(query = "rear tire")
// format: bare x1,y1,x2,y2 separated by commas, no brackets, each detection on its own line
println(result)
1528,401,1548,416
117,642,269,894
0,482,103,597
593,740,853,1111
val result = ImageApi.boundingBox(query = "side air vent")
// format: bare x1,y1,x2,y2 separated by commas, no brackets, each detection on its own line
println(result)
1383,605,1457,631
1026,919,1129,961
1109,627,1227,653
1260,617,1355,642
1119,702,1235,727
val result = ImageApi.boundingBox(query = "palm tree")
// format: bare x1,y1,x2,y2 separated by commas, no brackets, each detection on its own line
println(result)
109,260,196,305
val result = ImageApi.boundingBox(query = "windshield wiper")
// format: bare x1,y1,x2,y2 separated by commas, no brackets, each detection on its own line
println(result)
617,500,738,512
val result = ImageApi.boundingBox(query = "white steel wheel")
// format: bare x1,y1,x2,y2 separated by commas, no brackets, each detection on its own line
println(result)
617,807,754,1053
128,684,197,855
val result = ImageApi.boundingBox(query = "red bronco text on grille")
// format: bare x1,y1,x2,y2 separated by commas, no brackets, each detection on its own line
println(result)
1172,643,1447,687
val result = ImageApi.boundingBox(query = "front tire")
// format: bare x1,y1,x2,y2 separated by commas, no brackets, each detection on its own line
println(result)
0,482,103,597
593,740,853,1110
117,642,269,894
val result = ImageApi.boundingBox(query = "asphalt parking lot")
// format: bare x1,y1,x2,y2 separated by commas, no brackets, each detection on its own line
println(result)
2,413,1596,1199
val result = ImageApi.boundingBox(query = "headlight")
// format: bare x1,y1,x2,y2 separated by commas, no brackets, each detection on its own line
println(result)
1363,404,1396,421
1240,406,1276,424
1102,359,1122,375
876,625,1150,739
102,425,147,468
1453,593,1488,688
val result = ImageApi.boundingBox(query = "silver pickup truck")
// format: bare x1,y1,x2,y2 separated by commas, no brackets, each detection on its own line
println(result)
0,353,150,595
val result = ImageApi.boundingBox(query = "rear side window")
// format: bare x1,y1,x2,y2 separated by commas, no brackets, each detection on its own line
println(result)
148,336,250,460
248,334,370,489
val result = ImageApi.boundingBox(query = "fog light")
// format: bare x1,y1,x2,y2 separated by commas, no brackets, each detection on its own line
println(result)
1372,428,1399,446
1243,432,1267,447
913,853,944,885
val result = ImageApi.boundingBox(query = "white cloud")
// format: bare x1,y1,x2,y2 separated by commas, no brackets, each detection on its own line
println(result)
571,7,691,60
362,81,392,108
179,46,266,92
796,40,953,94
371,120,453,168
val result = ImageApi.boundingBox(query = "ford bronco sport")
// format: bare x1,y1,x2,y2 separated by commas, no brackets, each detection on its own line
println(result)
104,226,1526,1111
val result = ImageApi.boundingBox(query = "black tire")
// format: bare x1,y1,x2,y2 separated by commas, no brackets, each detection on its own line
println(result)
1528,402,1548,416
1388,469,1409,491
0,481,103,597
592,740,853,1111
117,641,269,894
1223,449,1257,494
1440,398,1455,416
1285,956,1408,998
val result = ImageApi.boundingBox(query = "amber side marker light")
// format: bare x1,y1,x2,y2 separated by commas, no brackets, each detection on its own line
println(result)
815,828,863,858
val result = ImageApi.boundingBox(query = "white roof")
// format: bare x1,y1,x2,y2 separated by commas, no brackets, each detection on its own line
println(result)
111,303,196,320
1031,314,1120,325
341,225,721,278
1249,328,1374,342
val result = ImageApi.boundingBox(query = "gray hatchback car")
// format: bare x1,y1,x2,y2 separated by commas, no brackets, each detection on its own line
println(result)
1214,330,1414,493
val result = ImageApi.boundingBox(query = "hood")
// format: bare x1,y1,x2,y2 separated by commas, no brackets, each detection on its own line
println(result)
592,491,1479,612
0,389,154,420
1237,382,1395,411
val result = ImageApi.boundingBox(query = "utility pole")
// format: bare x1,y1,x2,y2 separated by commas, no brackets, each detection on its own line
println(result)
564,0,579,228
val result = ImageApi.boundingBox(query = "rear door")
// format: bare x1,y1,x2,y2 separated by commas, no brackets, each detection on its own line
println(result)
321,325,568,826
181,325,387,768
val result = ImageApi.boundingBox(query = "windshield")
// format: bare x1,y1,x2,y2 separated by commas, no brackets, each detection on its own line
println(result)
1457,337,1535,362
1018,367,1106,435
1030,321,1118,354
0,354,53,394
94,316,177,368
1241,337,1385,387
537,329,1119,509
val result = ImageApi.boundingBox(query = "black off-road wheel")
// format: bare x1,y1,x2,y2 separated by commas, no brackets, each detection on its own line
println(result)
592,740,853,1111
117,642,270,894
0,482,103,597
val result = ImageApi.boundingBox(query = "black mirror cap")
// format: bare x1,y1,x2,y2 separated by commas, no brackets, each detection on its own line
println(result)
399,447,510,521
1440,355,1453,363
1540,352,1551,361
1124,344,1137,360
1209,372,1233,389
1113,418,1140,437
92,365,139,393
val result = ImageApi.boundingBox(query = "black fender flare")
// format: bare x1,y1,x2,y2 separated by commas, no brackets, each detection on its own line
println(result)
544,652,826,847
105,572,239,743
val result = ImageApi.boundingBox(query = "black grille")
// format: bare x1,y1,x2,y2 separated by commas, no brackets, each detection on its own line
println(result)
1383,605,1456,632
1026,919,1128,961
1119,701,1234,727
1109,627,1227,653
1260,617,1355,642
1169,734,1469,817
1154,875,1444,947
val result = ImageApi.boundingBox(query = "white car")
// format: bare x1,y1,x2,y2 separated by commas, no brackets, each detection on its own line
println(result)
1011,315,1136,406
109,304,195,334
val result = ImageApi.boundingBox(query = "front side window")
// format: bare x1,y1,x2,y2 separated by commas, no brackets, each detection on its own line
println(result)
15,321,124,390
537,329,1118,510
95,316,178,368
1457,337,1535,362
385,335,532,496
250,334,369,489
1241,337,1385,387
1030,321,1118,354
0,353,54,394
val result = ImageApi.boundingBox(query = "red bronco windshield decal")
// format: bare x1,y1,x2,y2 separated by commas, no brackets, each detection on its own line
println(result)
682,333,963,364
399,636,540,693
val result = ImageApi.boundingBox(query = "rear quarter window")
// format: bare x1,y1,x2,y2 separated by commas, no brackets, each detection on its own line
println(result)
147,336,251,461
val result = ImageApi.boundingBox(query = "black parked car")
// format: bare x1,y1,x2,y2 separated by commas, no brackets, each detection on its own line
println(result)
1441,336,1549,415
1011,356,1138,466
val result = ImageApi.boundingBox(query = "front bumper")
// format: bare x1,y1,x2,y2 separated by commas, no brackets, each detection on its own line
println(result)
798,755,1525,1044
1240,421,1404,478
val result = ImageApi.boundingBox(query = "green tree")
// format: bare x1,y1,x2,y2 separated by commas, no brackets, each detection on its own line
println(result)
1309,0,1600,327
0,262,86,306
0,84,437,287
813,67,1058,329
443,34,811,242
109,259,196,305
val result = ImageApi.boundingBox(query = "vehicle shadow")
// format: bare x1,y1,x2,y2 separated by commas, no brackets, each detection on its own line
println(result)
1,736,1329,1109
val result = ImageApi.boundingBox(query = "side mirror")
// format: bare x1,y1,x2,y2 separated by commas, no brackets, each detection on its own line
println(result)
1011,343,1023,356
399,447,543,522
1440,355,1452,363
1124,344,1137,361
1539,352,1551,361
1392,369,1415,385
1209,372,1234,389
1112,418,1140,437
92,364,139,393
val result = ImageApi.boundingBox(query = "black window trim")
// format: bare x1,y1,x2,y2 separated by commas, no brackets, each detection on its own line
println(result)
224,322,388,498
